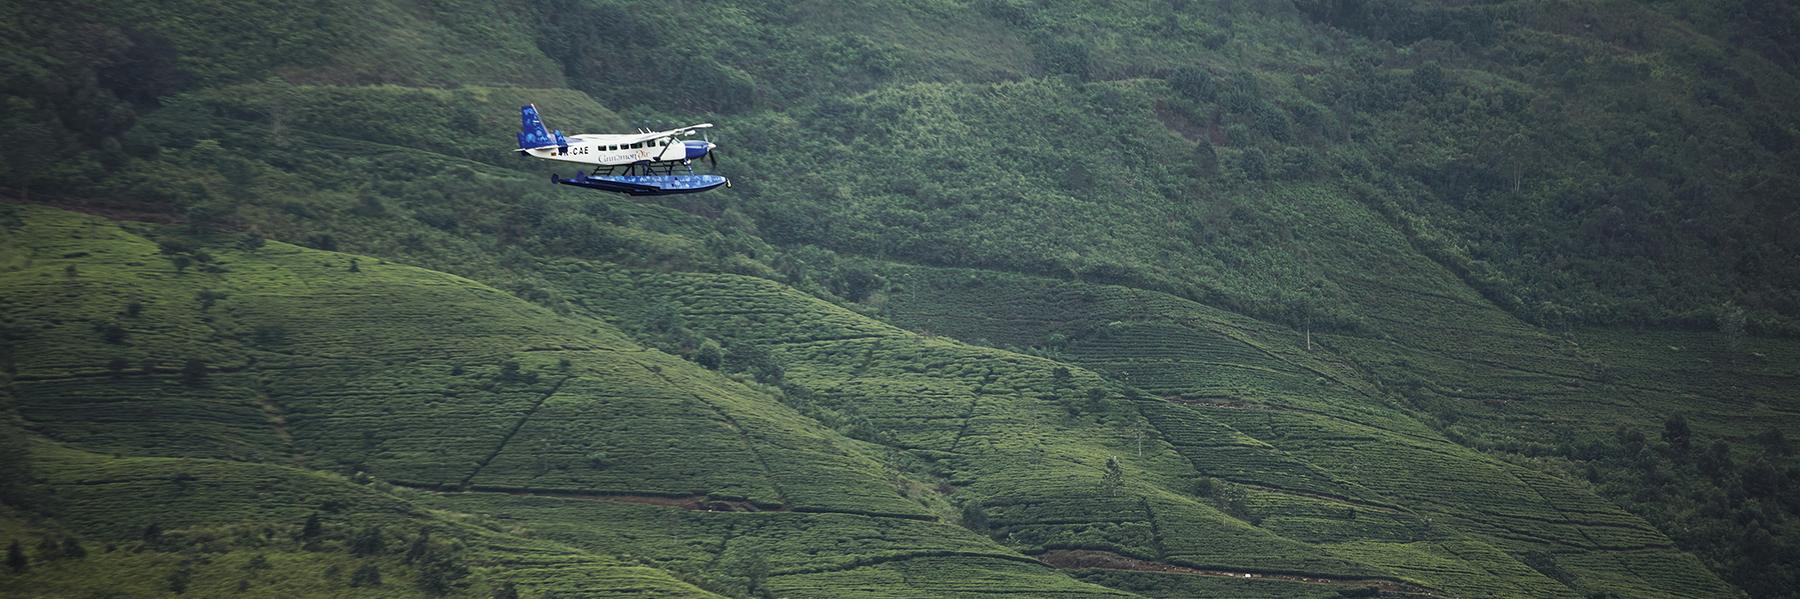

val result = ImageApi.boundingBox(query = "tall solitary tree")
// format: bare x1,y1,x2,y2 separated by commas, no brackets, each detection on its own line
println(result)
1102,456,1125,494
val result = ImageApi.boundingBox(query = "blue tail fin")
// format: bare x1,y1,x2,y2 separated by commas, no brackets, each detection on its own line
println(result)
517,104,567,151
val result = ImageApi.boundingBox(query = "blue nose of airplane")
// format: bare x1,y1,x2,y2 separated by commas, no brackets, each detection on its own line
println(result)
684,140,714,160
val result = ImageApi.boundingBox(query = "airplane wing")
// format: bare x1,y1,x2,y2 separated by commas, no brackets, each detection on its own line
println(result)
611,123,714,146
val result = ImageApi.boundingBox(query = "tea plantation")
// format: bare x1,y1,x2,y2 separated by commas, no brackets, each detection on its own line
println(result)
4,0,1799,596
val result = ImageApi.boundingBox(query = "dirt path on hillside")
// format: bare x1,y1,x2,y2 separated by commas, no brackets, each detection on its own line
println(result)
1037,549,1438,596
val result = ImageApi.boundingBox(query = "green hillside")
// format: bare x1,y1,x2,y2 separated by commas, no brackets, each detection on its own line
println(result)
2,0,1798,597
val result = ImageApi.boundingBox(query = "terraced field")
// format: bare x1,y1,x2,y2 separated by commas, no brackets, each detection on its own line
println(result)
876,263,1742,598
4,0,1798,595
4,199,1779,597
0,206,1124,597
518,261,1753,598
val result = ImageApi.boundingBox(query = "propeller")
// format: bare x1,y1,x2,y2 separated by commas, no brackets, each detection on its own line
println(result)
703,129,718,169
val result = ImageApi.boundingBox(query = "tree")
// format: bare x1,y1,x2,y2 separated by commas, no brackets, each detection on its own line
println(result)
1615,425,1646,456
0,420,34,507
696,339,723,370
403,528,431,564
1753,428,1791,456
1193,476,1218,497
1699,440,1734,478
417,554,468,597
95,322,126,344
1084,388,1108,415
142,523,164,546
724,342,783,384
835,267,886,302
6,540,25,573
1719,302,1747,351
62,537,85,559
180,359,208,386
1102,456,1124,494
959,502,990,531
1412,62,1449,95
1743,459,1781,497
1662,414,1691,452
348,526,384,556
301,512,323,542
167,565,193,594
34,536,56,562
492,581,519,599
1170,65,1218,102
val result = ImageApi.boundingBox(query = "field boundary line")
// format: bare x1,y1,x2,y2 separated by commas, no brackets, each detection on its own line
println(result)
459,375,572,487
636,362,791,508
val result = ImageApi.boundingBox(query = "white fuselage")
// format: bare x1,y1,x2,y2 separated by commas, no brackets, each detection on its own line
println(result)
524,134,689,166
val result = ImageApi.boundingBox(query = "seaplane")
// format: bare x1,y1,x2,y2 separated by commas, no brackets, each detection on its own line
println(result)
515,104,730,196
